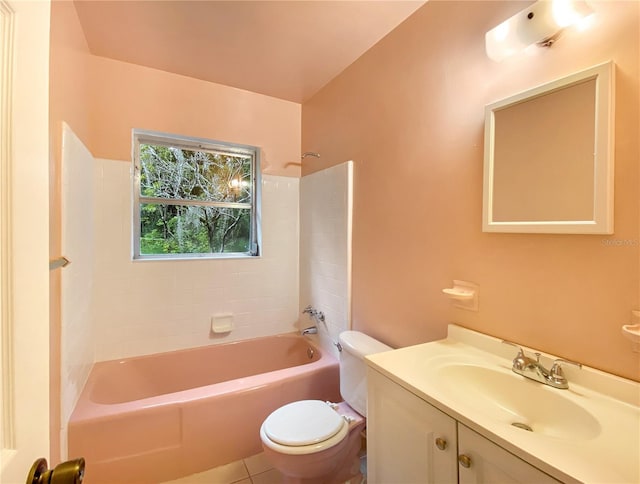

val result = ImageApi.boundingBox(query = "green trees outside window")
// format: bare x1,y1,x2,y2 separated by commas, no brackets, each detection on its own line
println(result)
133,132,259,259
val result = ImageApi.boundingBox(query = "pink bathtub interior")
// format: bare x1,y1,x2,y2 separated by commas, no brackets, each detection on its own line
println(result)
68,333,340,483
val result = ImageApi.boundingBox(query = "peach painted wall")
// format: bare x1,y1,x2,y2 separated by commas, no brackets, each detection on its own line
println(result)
49,0,93,463
87,56,301,177
302,1,640,381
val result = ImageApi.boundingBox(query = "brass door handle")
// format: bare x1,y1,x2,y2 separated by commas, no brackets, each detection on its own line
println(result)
27,457,85,484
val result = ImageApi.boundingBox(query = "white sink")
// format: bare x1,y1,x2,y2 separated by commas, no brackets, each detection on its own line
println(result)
435,364,601,440
366,324,640,484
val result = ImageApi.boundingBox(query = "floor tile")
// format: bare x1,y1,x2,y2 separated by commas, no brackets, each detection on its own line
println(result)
243,452,272,476
162,460,249,484
250,468,283,484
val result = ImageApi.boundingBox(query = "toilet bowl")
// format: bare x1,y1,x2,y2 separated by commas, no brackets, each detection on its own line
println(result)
260,400,364,483
260,331,391,484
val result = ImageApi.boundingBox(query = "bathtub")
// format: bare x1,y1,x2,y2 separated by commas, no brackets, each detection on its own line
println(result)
68,333,340,484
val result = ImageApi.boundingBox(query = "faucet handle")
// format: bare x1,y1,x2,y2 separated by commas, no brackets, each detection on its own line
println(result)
551,358,582,374
549,358,582,387
501,340,525,355
501,340,528,371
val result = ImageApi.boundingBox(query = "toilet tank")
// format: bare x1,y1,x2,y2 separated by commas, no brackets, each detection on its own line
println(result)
339,331,392,416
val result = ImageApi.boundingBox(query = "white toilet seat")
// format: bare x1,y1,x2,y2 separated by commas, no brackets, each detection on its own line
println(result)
260,400,349,455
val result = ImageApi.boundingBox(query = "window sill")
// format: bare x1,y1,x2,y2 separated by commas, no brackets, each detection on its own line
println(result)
132,253,260,262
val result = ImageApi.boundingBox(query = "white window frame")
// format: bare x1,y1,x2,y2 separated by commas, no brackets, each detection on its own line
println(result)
132,130,261,260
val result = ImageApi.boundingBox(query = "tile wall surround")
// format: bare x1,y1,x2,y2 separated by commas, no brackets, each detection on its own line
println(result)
61,151,349,445
300,161,353,360
60,123,95,459
92,159,300,361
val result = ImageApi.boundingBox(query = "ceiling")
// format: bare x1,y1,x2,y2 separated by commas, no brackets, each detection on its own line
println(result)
73,1,426,103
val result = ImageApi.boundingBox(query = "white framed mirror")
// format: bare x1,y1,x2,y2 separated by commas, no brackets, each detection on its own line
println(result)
483,61,615,234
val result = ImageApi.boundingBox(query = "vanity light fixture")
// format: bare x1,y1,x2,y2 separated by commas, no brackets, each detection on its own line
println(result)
485,0,594,62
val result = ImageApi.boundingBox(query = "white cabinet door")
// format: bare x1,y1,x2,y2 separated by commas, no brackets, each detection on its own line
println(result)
367,369,457,484
457,425,562,484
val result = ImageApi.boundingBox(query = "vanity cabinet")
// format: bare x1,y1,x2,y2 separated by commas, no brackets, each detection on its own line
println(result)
367,369,562,484
457,425,561,484
367,368,458,483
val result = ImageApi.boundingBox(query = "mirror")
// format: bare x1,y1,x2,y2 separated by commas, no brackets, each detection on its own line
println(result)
483,61,614,234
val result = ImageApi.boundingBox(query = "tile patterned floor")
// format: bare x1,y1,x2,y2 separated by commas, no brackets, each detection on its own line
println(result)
161,452,367,484
162,452,283,484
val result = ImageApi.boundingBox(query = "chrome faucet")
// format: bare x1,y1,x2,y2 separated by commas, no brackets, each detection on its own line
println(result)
301,306,321,336
502,341,582,389
300,305,342,351
302,305,325,323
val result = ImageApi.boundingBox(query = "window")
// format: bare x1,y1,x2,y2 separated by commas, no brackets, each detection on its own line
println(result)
132,130,260,259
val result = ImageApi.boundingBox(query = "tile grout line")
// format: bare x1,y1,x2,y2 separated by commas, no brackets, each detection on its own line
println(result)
241,458,253,484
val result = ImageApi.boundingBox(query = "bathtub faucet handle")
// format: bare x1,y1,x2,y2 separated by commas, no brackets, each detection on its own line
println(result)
302,305,325,323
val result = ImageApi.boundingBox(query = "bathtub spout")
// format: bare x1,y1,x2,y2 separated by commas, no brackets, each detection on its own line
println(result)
301,326,318,336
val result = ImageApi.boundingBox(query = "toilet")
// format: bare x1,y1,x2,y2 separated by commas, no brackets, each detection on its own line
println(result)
260,331,391,484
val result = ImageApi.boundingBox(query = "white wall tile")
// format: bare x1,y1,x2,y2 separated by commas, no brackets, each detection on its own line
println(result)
64,151,350,406
92,160,300,361
60,123,97,459
299,161,353,359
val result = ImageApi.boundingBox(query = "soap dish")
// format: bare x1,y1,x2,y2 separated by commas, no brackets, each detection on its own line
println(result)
211,313,234,334
442,280,478,311
621,310,640,352
442,288,474,300
622,324,640,352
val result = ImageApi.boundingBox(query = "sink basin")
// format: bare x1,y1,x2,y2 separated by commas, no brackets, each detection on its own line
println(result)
367,324,640,483
435,364,601,440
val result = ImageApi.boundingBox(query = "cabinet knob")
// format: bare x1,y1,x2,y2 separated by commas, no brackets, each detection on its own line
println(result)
434,437,447,450
458,454,472,468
